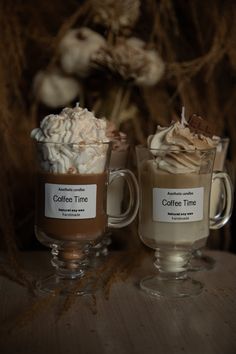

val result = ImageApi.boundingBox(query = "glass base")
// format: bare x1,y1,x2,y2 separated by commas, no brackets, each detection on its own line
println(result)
36,274,93,296
140,275,203,298
189,250,215,272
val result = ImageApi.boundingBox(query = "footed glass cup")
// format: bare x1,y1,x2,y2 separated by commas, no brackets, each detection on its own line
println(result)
136,146,233,298
34,141,138,295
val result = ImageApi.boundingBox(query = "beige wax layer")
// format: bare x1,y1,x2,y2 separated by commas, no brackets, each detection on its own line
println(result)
139,161,212,249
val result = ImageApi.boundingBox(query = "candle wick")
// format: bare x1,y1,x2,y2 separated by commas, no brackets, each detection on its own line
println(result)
181,106,187,126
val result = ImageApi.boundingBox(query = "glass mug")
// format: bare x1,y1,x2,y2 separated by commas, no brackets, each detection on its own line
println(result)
91,140,139,260
190,137,231,271
136,146,233,298
34,141,138,295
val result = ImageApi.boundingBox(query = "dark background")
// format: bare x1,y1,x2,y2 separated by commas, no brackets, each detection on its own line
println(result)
0,0,235,254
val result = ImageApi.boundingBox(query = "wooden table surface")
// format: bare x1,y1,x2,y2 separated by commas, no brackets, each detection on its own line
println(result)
0,249,236,354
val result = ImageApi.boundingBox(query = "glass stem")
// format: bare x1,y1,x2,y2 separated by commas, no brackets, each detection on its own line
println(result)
51,246,85,279
154,248,192,280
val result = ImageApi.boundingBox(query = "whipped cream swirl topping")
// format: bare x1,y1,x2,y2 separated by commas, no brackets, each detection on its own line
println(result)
31,106,108,144
147,120,218,174
31,105,110,174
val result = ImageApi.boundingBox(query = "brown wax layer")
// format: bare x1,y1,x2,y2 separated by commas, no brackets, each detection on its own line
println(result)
36,172,108,241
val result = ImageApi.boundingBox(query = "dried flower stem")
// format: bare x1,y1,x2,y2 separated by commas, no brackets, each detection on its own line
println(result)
110,85,131,126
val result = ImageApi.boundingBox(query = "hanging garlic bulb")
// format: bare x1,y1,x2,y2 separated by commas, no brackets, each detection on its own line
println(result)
33,70,81,108
59,27,106,77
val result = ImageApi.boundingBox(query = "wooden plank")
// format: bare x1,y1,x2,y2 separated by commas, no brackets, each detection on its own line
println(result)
0,250,236,354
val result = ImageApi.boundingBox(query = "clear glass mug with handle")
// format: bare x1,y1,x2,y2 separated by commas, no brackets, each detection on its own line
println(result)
91,138,139,260
190,137,232,271
34,141,139,295
136,145,233,298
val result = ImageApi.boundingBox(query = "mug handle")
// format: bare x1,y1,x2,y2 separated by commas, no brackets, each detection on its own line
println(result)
210,171,234,230
108,169,139,228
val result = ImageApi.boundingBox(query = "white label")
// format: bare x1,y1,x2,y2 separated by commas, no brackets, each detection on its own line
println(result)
45,183,97,219
153,187,204,222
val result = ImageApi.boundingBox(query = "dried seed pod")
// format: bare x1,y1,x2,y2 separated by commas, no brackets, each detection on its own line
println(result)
93,37,165,86
59,27,106,77
89,0,140,34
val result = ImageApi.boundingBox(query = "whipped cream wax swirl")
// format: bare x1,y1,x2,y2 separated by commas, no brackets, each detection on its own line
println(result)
148,121,218,173
31,106,110,174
